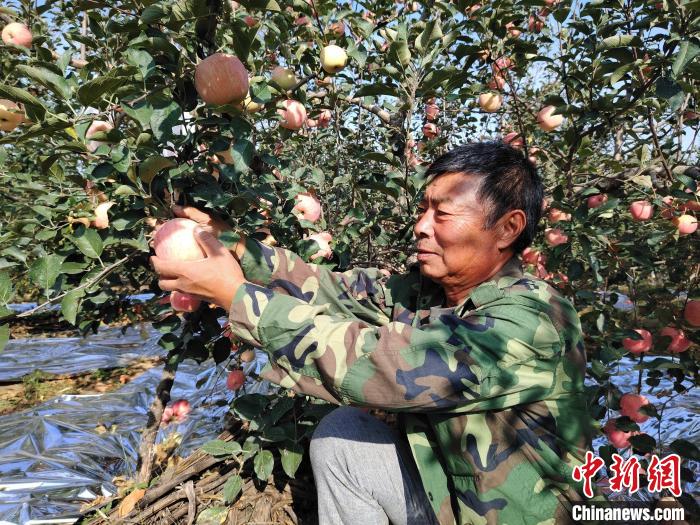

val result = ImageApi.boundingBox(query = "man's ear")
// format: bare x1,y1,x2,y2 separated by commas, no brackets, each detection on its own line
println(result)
496,209,527,251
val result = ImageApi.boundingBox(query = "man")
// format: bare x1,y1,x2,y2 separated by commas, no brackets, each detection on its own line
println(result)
152,141,595,525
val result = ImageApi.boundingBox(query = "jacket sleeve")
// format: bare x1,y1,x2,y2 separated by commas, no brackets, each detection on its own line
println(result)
227,281,573,413
237,236,399,324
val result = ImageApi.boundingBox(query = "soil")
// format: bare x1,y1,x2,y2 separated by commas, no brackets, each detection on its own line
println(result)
0,355,165,416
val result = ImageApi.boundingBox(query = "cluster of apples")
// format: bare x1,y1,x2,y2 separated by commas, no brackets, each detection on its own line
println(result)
604,392,654,448
622,325,694,355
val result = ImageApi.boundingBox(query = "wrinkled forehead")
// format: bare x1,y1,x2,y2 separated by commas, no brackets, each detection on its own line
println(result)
419,171,482,204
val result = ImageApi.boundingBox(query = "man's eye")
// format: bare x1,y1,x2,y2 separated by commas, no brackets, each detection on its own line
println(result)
435,209,449,216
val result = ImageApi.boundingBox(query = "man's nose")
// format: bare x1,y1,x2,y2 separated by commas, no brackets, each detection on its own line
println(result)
413,210,432,238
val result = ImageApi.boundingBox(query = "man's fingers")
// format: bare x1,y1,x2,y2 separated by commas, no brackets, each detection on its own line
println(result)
194,228,226,257
173,205,210,224
150,256,185,277
157,278,179,291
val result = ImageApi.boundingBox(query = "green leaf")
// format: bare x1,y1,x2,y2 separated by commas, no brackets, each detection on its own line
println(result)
253,450,274,481
599,34,639,50
672,41,700,78
628,433,655,453
233,393,270,420
280,443,303,478
14,65,71,99
670,439,700,461
0,325,8,352
392,41,411,67
71,228,104,259
29,254,65,291
0,271,12,304
0,84,46,119
231,139,254,174
222,474,243,504
125,48,156,81
61,288,86,325
416,20,442,53
141,4,167,24
148,95,182,141
195,506,228,525
139,155,176,184
201,439,242,457
77,71,129,106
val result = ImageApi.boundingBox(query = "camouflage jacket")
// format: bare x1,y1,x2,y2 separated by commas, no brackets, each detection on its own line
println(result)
228,237,596,525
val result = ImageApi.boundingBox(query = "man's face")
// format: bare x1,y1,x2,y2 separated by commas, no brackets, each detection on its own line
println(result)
413,172,506,289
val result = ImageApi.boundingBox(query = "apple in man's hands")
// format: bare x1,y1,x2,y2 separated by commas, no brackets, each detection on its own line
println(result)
151,227,246,311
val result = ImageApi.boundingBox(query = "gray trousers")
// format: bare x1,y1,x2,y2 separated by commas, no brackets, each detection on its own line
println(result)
309,406,441,525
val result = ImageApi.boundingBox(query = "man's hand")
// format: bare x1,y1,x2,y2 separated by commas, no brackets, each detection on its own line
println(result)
173,205,246,260
151,227,246,311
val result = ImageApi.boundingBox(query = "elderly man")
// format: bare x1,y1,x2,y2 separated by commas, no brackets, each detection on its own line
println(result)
152,141,595,525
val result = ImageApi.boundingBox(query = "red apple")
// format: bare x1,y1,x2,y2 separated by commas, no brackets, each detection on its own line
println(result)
548,208,571,222
673,214,697,235
316,109,332,128
503,132,524,148
2,22,33,48
170,291,202,312
425,103,439,121
528,15,544,33
308,232,333,260
329,21,345,37
659,327,691,353
488,74,506,91
278,99,307,130
603,419,636,449
630,200,654,221
685,300,700,327
521,247,541,265
619,393,651,423
161,406,174,424
622,328,652,354
660,196,677,219
153,218,205,261
243,16,257,27
587,194,608,208
493,56,513,74
92,201,114,229
194,53,249,105
293,191,322,222
171,399,191,419
422,122,439,138
537,105,564,132
0,99,24,132
544,227,568,246
505,21,521,38
226,369,246,390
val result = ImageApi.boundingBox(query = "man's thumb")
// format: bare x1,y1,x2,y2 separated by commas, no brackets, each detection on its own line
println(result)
194,227,221,256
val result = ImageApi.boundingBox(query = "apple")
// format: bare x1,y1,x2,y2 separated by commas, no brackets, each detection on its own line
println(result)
548,208,571,222
528,15,544,33
422,122,439,139
239,349,256,363
235,92,263,112
659,327,691,353
293,191,322,222
161,406,174,424
329,21,345,37
226,369,246,390
195,53,249,105
85,120,114,152
2,22,33,48
660,196,676,219
505,22,521,38
630,200,654,221
503,132,523,148
479,92,502,113
320,45,348,74
243,15,257,27
622,328,652,354
488,74,506,91
684,111,699,121
294,15,311,26
466,4,481,19
521,247,541,265
171,399,191,419
308,232,333,260
278,99,307,130
619,393,651,423
685,300,700,327
493,56,513,74
317,109,332,128
93,201,114,229
544,227,568,246
170,291,202,312
537,105,564,132
587,194,608,208
673,214,697,235
425,103,439,121
603,419,635,449
0,99,24,132
272,67,298,91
